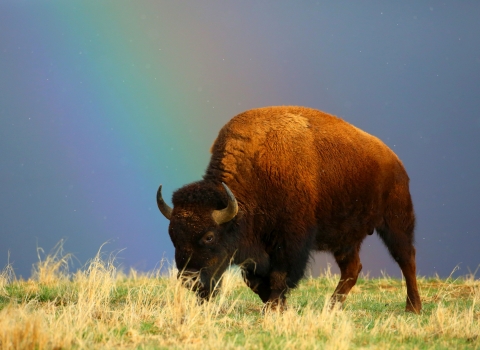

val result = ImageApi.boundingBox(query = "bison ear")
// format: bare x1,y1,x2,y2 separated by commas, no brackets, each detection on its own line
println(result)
212,182,238,225
157,185,173,220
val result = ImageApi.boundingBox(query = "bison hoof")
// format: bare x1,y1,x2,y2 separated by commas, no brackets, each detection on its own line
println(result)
262,299,287,313
405,297,422,314
329,294,346,310
328,300,344,311
405,304,422,314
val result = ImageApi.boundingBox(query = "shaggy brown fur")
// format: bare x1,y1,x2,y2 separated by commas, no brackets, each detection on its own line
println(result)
159,106,421,313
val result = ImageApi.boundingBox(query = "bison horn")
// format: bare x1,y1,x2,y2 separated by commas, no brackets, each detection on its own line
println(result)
157,185,172,220
212,182,238,225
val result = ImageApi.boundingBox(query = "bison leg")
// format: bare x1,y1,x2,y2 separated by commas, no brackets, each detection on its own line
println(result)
265,242,312,311
378,181,422,313
398,246,421,314
242,269,271,303
331,245,362,308
243,268,287,311
377,227,422,313
264,270,289,311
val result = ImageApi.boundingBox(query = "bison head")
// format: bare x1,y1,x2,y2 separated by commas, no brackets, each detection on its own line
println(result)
157,181,238,300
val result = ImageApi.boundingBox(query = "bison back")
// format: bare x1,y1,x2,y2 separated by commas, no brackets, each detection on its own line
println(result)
206,106,410,247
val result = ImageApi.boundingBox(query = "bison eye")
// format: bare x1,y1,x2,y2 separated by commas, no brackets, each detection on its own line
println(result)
202,232,215,245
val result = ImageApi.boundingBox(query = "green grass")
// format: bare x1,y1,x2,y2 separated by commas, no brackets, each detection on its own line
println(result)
0,249,478,349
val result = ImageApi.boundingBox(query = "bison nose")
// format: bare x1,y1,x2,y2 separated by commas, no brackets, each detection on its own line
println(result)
177,269,202,290
177,269,199,280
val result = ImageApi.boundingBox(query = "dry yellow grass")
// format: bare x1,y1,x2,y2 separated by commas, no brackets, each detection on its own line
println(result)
0,246,478,349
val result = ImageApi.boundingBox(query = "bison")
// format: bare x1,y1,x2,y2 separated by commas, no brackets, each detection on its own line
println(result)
157,106,422,313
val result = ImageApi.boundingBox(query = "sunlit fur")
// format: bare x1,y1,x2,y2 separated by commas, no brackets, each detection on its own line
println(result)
167,106,421,313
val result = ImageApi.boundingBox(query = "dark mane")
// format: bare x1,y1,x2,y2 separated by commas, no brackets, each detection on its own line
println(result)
172,181,227,210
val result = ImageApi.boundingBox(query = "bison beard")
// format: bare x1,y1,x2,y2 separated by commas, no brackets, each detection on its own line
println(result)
157,106,422,314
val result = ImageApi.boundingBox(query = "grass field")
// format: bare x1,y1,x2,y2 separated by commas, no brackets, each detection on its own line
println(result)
0,246,478,349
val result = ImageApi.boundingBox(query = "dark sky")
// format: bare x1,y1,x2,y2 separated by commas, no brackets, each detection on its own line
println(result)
1,1,479,279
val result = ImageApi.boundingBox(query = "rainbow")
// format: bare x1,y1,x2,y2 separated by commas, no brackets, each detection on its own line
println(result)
0,2,264,273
